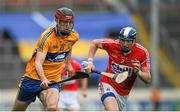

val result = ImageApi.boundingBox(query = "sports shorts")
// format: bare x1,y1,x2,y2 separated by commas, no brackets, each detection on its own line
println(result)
98,82,128,111
17,76,61,103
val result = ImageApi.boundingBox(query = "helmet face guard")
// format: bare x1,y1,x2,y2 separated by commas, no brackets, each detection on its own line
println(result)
118,27,136,53
55,7,74,36
56,19,74,36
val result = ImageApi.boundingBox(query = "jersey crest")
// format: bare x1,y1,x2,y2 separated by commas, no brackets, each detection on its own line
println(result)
111,62,133,76
45,51,70,62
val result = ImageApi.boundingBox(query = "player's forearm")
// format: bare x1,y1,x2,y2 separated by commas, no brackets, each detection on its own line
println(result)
137,71,152,84
88,40,100,60
35,61,47,80
65,52,72,67
81,78,87,91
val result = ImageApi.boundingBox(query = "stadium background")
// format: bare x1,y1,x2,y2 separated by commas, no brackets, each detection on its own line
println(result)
0,0,180,110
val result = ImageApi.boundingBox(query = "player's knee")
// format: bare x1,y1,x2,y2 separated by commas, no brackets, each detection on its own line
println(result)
12,100,30,111
101,92,116,102
101,92,119,111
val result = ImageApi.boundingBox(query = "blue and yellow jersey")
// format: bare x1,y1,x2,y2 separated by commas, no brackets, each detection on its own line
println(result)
23,26,79,82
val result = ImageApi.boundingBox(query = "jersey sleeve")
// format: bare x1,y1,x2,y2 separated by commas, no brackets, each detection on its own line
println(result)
71,31,79,46
66,32,79,53
36,31,50,54
98,39,118,50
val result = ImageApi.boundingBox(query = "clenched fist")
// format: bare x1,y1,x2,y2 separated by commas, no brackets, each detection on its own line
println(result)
131,60,141,74
81,61,95,74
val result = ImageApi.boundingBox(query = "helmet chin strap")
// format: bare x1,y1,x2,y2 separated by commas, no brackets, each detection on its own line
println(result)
60,30,71,36
121,48,131,55
120,41,135,55
56,26,71,36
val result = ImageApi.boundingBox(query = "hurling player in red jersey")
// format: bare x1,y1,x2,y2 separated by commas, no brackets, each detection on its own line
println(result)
86,27,151,111
58,60,87,111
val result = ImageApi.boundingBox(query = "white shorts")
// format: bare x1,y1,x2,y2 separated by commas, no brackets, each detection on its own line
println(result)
58,91,80,110
98,82,128,111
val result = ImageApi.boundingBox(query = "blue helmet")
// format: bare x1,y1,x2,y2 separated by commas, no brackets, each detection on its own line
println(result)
119,27,136,40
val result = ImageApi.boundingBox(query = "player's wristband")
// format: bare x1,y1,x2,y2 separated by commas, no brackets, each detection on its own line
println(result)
88,58,93,62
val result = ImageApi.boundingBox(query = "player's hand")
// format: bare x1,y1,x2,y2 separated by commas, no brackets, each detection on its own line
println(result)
40,77,50,89
131,60,141,74
81,61,95,74
86,61,95,74
65,63,75,77
82,90,87,98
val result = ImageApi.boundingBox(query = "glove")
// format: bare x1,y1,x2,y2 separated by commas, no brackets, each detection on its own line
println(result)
81,61,94,74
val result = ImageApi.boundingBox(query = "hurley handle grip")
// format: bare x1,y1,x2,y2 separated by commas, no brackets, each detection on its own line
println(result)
81,61,89,69
81,61,101,74
91,69,101,74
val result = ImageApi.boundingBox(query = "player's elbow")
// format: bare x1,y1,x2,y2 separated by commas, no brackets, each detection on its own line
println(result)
142,75,152,85
140,76,152,84
140,72,152,84
145,77,152,84
91,39,102,48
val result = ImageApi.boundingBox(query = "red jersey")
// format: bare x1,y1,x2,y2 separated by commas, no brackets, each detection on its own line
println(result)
61,60,82,91
98,38,150,96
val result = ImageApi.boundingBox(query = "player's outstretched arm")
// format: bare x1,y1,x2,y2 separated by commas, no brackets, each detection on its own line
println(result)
88,39,103,60
81,78,88,97
87,39,103,73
